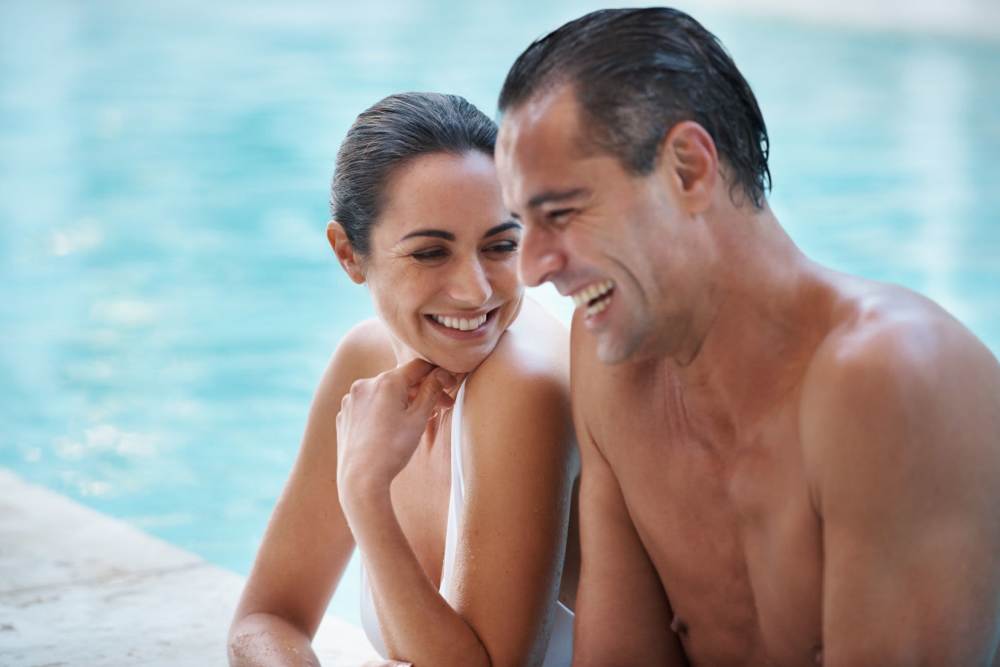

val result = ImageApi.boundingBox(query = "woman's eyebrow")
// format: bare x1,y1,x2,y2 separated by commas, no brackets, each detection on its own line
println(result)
482,220,522,238
398,229,455,242
398,221,520,243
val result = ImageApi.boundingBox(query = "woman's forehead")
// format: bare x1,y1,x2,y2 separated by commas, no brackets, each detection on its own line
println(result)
375,152,509,242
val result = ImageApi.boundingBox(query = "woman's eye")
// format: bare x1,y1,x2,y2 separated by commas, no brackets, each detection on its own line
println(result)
411,248,448,261
485,241,519,254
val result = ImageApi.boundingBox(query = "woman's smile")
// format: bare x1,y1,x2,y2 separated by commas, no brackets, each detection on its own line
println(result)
424,306,501,339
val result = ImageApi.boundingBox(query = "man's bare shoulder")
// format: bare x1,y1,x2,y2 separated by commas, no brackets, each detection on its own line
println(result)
803,280,997,401
800,279,1000,488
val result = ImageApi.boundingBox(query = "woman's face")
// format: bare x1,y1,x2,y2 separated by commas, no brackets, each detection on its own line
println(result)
362,150,524,373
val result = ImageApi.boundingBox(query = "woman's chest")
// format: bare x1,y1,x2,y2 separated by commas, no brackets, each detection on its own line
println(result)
388,417,453,589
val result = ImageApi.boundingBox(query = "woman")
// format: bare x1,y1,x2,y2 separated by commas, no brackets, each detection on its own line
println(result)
229,92,578,667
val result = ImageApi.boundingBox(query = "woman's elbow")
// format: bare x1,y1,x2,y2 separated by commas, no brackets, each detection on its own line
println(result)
227,611,319,666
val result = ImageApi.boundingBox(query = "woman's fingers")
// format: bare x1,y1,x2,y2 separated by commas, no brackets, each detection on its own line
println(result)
408,369,455,421
385,359,460,406
393,358,437,387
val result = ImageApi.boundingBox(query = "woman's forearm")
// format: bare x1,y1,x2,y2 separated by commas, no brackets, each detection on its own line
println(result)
343,488,491,667
229,612,321,667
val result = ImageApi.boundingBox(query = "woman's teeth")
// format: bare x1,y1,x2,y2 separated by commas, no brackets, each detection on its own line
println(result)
431,313,488,331
572,280,615,309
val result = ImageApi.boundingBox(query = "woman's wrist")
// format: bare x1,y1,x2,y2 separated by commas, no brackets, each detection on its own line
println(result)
338,472,393,525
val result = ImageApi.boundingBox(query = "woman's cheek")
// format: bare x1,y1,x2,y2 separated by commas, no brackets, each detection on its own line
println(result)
493,262,522,296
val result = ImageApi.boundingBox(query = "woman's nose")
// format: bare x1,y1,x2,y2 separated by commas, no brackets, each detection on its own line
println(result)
448,257,492,306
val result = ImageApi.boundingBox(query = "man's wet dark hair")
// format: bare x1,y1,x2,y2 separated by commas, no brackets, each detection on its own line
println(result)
331,92,497,255
498,7,771,208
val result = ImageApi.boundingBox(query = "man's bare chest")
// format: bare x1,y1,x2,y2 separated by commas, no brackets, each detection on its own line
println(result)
599,405,825,666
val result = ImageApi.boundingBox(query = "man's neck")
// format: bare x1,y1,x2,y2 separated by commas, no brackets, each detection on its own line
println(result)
662,206,830,430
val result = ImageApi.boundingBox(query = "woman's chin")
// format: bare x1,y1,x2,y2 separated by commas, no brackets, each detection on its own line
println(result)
420,349,490,375
429,357,482,375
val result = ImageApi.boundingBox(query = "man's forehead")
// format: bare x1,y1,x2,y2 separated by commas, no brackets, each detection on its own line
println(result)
499,84,582,152
497,85,592,208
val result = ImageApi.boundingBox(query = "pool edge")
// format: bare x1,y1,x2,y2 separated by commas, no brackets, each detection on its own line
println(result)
0,467,377,666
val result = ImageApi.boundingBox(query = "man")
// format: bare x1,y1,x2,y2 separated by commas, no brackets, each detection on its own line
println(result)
495,7,1000,666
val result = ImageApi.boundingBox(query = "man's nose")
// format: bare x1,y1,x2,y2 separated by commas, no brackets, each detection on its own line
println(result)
449,257,492,305
518,225,564,287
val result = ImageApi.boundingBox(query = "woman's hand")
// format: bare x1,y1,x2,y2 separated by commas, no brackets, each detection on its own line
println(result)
336,358,456,513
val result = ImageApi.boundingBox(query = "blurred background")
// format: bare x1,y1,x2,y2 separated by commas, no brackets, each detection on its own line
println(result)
2,0,998,625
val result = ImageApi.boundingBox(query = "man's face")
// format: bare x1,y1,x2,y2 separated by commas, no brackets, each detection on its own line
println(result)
496,86,694,364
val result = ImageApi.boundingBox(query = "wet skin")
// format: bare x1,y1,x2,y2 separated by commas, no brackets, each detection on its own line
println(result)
230,150,579,667
497,85,1000,666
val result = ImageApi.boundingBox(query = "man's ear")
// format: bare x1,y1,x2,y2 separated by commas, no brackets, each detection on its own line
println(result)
657,120,718,213
327,221,366,284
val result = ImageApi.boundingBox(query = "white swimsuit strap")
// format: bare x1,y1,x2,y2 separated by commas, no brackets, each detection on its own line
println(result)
440,380,468,592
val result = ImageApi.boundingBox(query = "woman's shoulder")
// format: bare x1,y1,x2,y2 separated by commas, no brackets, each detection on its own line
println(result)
464,298,571,438
462,297,577,477
320,318,395,397
338,318,394,365
475,297,569,388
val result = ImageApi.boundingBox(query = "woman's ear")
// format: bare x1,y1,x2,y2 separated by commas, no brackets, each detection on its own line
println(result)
327,221,366,284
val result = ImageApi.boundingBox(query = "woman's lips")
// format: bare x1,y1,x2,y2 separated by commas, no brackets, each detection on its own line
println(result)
424,307,498,339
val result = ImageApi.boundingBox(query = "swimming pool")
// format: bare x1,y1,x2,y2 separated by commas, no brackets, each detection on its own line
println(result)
2,1,998,626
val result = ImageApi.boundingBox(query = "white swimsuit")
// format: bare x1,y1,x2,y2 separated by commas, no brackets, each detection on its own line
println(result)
359,381,574,665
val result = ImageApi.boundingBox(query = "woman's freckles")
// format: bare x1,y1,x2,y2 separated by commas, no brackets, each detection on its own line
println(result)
353,152,524,373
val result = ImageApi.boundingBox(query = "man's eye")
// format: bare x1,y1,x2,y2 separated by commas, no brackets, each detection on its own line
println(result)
548,209,574,225
411,248,448,261
485,241,519,254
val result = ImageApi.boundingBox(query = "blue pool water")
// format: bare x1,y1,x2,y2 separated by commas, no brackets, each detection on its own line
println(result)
1,2,998,626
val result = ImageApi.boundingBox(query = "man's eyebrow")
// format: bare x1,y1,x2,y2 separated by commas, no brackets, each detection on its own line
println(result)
398,229,456,242
527,187,589,209
483,220,522,238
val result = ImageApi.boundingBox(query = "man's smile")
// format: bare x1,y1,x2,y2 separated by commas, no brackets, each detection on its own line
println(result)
570,279,615,319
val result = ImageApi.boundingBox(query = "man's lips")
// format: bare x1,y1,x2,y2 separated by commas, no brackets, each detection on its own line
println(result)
570,280,615,309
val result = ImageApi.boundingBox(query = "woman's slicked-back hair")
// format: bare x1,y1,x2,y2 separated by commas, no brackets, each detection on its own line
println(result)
331,92,498,255
498,8,771,208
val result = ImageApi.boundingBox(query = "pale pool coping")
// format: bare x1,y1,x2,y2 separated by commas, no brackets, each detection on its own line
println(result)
681,0,1000,41
0,468,378,666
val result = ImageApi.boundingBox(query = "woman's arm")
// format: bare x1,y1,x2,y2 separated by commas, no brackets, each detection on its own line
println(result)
336,359,490,667
339,340,577,667
228,322,384,666
446,358,578,666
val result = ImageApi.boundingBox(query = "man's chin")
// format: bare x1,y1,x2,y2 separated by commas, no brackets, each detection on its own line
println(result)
595,329,643,365
596,343,631,365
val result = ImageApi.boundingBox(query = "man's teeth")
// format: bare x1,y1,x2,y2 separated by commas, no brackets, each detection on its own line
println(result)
431,313,488,331
572,280,615,308
586,297,611,318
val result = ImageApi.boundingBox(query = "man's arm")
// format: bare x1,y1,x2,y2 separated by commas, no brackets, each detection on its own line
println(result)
802,315,1000,666
569,315,688,667
572,420,689,666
